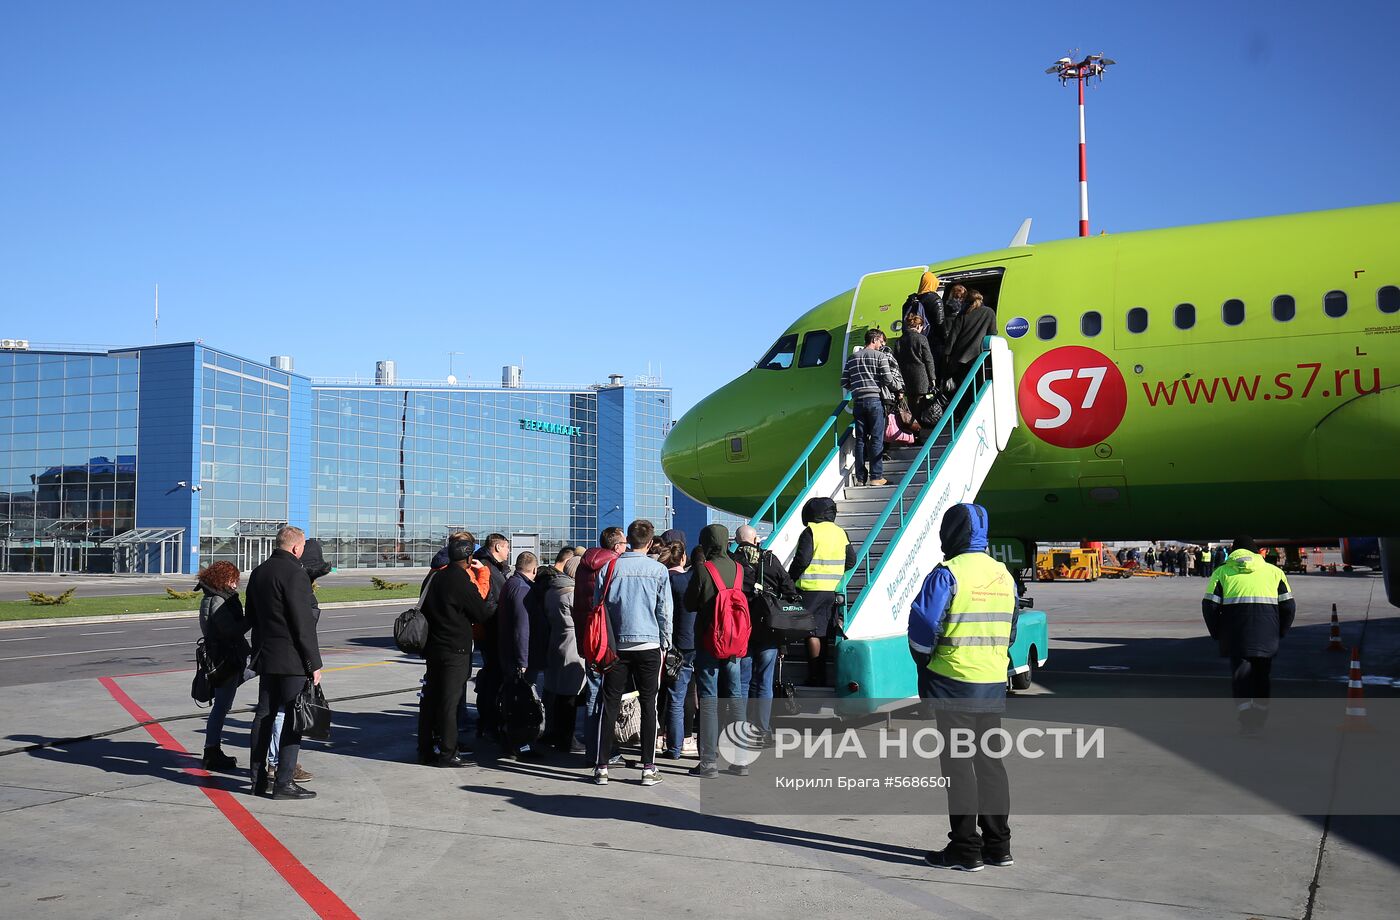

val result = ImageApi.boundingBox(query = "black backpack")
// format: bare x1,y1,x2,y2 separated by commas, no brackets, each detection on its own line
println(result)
393,574,435,654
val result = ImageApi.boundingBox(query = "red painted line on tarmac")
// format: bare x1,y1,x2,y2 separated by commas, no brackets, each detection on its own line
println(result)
97,676,359,920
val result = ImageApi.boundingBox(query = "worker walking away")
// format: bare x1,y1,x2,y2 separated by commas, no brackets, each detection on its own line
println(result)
908,503,1017,872
1202,536,1295,736
788,496,855,687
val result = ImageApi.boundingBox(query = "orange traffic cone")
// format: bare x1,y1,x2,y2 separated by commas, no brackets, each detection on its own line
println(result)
1339,647,1372,732
1326,604,1345,652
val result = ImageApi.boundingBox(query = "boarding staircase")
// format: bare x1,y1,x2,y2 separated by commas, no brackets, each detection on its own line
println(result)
748,337,1018,701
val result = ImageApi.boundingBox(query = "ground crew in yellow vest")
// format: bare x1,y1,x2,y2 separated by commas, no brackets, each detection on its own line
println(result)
788,496,855,686
907,502,1017,873
1202,535,1296,736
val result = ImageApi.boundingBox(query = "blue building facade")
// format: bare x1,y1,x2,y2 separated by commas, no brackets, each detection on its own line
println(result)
0,343,670,573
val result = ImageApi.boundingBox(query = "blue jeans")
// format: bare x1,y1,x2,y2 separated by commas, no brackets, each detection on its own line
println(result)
853,397,886,481
694,651,744,765
268,710,285,768
578,667,603,763
740,647,779,733
665,650,696,754
204,681,239,748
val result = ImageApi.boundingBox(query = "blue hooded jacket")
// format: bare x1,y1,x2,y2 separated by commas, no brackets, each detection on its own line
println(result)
908,503,1014,707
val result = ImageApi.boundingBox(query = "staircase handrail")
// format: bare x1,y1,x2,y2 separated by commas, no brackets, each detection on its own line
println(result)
748,397,850,538
837,347,994,599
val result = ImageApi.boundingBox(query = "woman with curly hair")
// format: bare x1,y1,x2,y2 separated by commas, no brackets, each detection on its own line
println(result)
197,560,250,771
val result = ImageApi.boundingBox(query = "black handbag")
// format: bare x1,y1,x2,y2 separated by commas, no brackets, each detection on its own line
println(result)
663,647,684,684
498,675,545,749
764,594,817,637
190,643,214,706
291,679,333,741
191,638,242,704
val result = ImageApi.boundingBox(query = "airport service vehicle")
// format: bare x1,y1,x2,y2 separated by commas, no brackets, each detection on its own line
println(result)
1035,547,1102,581
663,204,1400,700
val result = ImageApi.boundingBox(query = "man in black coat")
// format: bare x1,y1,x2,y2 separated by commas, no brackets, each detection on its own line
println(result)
246,525,322,800
418,537,491,767
472,534,511,739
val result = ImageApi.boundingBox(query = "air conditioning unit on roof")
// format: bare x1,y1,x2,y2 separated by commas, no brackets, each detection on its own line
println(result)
0,339,31,350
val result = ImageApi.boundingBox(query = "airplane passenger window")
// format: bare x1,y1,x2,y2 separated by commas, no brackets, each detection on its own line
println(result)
1222,298,1245,326
757,333,799,370
1126,307,1148,334
1273,294,1296,322
1324,290,1348,318
1174,303,1196,330
1036,315,1057,340
798,330,832,368
1380,285,1400,314
1081,311,1102,337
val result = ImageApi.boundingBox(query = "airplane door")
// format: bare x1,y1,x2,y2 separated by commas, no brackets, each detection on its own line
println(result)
843,266,929,359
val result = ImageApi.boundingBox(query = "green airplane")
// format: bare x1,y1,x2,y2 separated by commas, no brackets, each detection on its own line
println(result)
662,203,1400,605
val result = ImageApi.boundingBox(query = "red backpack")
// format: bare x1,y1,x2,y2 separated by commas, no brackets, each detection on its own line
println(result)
703,561,752,660
582,559,620,670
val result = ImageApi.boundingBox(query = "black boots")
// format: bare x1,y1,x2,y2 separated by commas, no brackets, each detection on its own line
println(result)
271,781,317,800
202,746,237,771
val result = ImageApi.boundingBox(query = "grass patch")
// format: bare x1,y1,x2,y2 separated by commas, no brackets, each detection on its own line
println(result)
0,583,420,622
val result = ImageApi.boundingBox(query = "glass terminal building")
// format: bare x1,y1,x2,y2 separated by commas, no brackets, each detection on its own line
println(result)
0,343,670,574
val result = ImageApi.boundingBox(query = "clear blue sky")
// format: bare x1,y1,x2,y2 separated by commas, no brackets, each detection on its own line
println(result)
3,2,1397,413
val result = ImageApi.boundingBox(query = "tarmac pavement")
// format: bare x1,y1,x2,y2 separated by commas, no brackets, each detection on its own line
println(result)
0,570,1396,919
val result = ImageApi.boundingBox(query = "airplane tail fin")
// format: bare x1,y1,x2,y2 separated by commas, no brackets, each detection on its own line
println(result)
1009,218,1032,248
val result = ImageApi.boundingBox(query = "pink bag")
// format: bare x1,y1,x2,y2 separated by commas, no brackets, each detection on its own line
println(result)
885,413,915,445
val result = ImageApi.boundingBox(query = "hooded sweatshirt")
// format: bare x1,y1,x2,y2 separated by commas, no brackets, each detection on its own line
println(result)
907,503,1015,706
574,546,622,629
789,496,856,584
683,524,743,646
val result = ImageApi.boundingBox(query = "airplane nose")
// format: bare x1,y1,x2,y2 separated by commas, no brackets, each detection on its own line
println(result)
663,405,707,504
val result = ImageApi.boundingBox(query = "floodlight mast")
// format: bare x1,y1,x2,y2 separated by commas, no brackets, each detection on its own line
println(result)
1046,53,1116,237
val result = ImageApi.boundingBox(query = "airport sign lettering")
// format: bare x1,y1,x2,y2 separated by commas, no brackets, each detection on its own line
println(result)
519,417,581,438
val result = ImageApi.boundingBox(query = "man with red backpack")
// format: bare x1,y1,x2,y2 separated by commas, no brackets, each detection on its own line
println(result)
683,523,753,777
590,520,673,787
574,527,625,765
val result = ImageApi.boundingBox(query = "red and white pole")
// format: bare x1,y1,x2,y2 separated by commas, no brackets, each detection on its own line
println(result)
1077,67,1089,237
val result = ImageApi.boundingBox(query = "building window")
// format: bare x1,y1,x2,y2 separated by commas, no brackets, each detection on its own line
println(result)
1036,315,1057,340
1174,303,1196,330
1273,294,1296,322
798,330,832,368
1126,307,1148,334
1379,285,1400,315
1324,290,1348,318
1080,310,1102,337
757,333,798,370
1222,299,1245,326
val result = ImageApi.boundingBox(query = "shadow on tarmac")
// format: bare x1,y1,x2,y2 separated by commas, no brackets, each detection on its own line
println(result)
1037,618,1400,691
8,734,248,793
461,784,927,866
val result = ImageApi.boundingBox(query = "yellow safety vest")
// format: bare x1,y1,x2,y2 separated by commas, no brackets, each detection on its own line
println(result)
928,552,1016,684
796,521,850,592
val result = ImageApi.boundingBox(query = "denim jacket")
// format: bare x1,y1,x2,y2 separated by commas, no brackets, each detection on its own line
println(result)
596,551,673,647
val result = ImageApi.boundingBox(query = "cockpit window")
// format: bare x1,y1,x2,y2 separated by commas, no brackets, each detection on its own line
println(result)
798,330,832,368
757,333,799,370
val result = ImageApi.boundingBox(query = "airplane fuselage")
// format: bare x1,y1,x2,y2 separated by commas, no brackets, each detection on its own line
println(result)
663,204,1400,543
